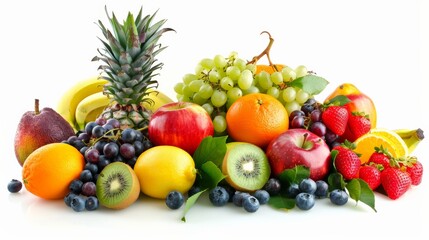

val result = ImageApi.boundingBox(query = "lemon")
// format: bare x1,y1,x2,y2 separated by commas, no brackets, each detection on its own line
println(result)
354,128,408,164
133,145,197,199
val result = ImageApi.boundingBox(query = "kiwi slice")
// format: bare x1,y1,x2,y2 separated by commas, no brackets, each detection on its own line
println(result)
222,143,271,191
96,162,140,209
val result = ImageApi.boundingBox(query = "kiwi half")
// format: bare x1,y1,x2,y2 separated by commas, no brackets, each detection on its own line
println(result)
222,142,271,192
96,162,140,209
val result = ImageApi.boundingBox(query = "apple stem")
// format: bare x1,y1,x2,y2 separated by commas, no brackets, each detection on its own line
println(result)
301,132,314,150
34,99,40,115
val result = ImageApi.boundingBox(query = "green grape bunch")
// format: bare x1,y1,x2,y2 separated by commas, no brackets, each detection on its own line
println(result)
173,33,329,135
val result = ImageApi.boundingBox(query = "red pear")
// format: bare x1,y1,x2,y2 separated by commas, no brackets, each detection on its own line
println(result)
14,99,76,166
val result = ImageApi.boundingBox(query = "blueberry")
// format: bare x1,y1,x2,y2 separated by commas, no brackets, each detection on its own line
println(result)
71,195,86,212
85,196,99,211
64,192,77,207
314,180,329,198
299,178,317,194
7,179,22,193
69,179,83,194
242,195,260,213
253,190,270,205
85,163,99,175
187,185,202,197
295,192,315,210
79,170,93,183
221,184,236,202
232,191,250,207
285,183,300,198
209,186,229,206
330,189,349,206
165,191,185,210
263,178,281,195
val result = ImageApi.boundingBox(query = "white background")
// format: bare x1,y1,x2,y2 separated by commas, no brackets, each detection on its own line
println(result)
1,0,428,239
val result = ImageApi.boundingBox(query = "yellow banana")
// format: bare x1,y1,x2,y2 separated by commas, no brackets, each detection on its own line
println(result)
56,76,108,132
142,89,174,112
393,128,425,154
75,92,111,131
74,89,173,131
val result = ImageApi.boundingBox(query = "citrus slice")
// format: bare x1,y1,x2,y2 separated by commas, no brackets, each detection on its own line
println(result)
354,130,408,164
369,128,409,156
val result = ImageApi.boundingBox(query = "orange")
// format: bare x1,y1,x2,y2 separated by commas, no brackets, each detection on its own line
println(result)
255,64,285,74
354,130,408,164
22,143,85,200
226,93,289,148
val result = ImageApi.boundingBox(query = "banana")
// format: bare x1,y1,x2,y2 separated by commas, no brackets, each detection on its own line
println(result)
75,92,111,131
74,88,174,131
142,89,174,111
56,77,108,132
393,128,425,154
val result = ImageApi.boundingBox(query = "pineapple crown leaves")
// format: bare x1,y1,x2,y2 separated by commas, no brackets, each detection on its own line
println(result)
92,6,175,106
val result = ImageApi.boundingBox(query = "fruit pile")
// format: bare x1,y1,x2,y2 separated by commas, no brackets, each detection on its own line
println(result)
7,6,425,221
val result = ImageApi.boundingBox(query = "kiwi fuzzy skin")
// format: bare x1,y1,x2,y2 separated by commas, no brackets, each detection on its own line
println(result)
96,162,140,209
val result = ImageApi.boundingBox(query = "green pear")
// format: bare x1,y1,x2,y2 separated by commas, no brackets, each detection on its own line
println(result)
14,99,76,166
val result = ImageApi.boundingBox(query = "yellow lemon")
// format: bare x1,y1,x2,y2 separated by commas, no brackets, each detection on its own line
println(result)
354,129,408,164
133,145,197,199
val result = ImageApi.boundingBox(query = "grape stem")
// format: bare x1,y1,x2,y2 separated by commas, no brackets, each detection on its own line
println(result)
248,31,279,72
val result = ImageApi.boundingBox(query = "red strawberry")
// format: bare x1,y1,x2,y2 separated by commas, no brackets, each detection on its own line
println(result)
333,143,361,180
359,165,381,190
322,106,348,136
368,145,392,170
342,112,371,142
380,167,411,200
406,159,423,186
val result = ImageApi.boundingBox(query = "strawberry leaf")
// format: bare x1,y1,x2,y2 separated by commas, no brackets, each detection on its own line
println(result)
346,178,377,212
289,75,329,95
268,195,296,210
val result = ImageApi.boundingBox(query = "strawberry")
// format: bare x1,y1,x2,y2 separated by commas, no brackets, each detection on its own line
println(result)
332,143,361,180
359,165,381,190
368,145,392,170
380,167,411,200
322,106,349,136
405,159,423,186
341,112,371,142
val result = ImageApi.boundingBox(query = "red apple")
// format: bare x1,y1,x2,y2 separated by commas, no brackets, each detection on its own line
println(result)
265,128,331,181
148,101,214,155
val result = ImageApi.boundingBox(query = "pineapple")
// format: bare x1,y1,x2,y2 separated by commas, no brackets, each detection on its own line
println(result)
92,7,174,130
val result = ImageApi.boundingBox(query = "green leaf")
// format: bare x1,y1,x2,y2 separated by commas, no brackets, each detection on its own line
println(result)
327,172,347,191
181,189,207,222
193,136,228,169
346,179,377,212
325,95,351,106
278,165,310,185
289,75,329,95
200,161,226,189
268,195,296,210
